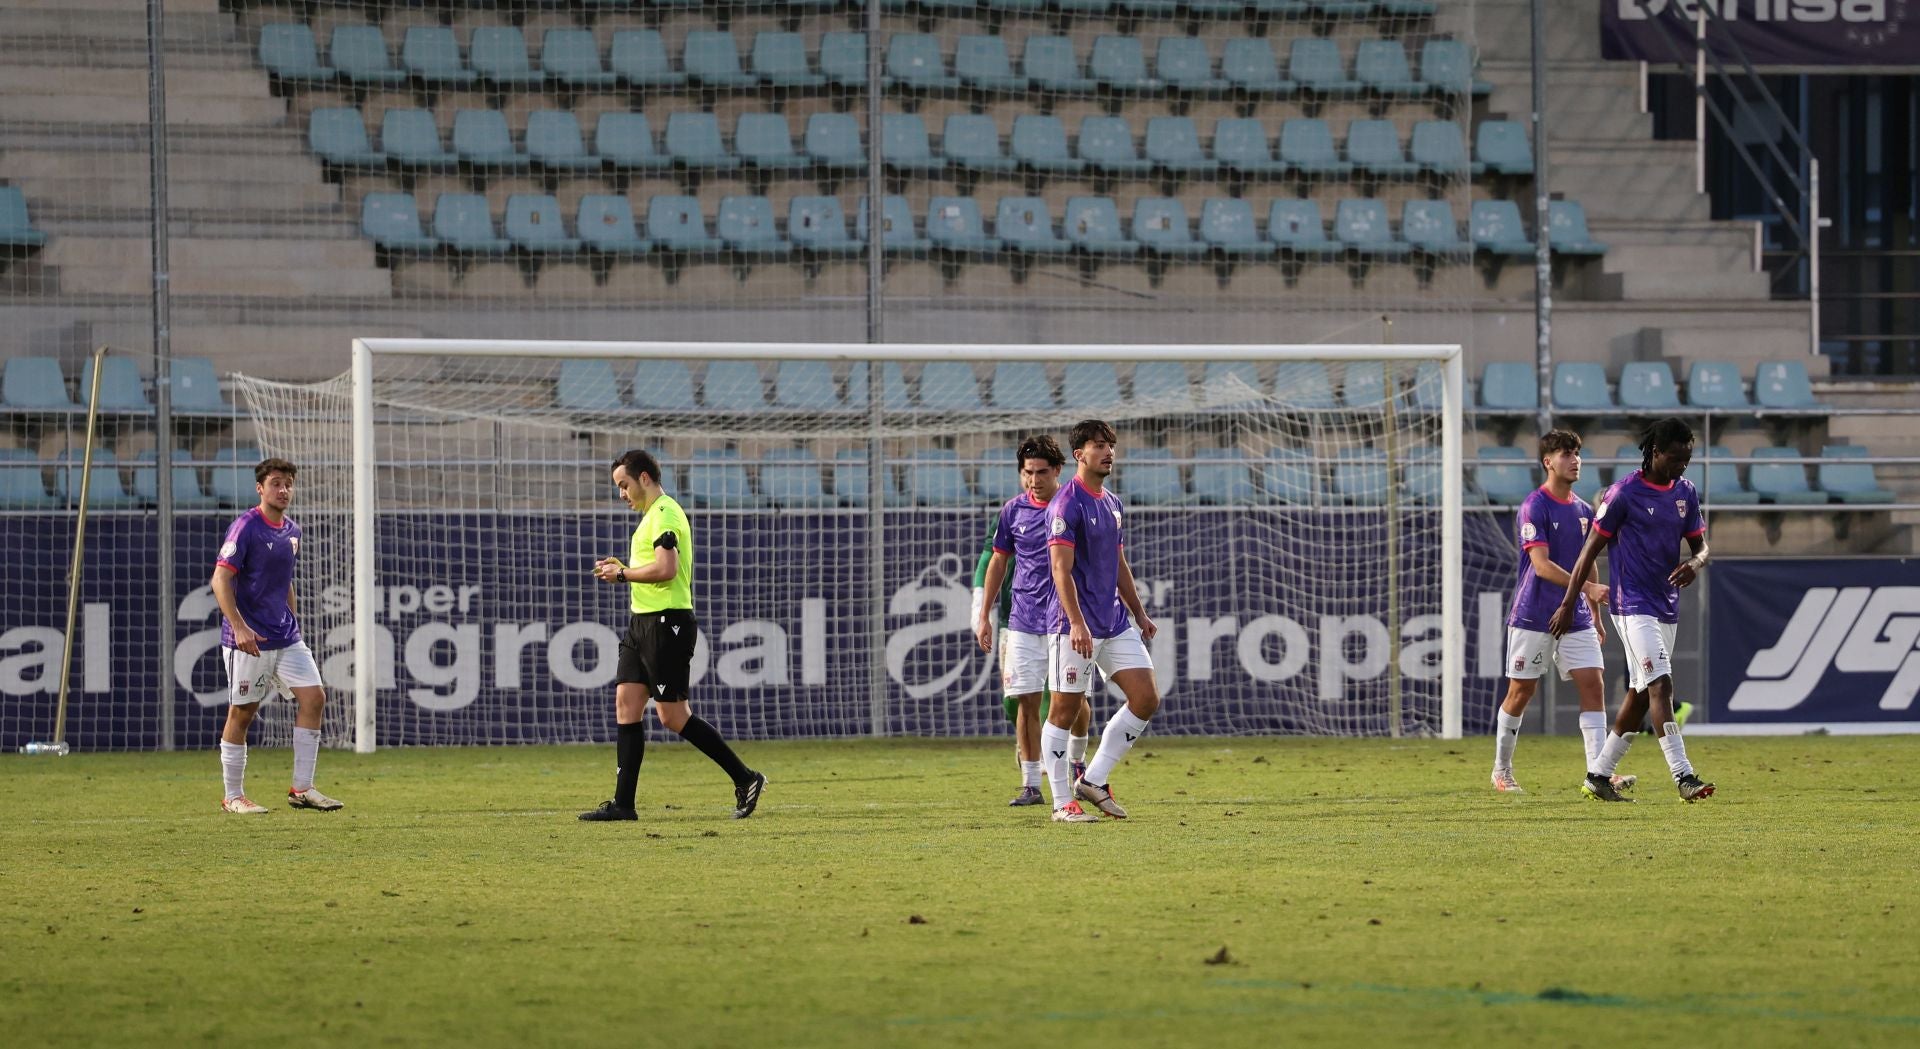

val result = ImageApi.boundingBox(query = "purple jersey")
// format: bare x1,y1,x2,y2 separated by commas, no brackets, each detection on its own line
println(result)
1507,486,1595,632
991,490,1058,634
215,507,303,650
1594,470,1705,624
1045,477,1131,639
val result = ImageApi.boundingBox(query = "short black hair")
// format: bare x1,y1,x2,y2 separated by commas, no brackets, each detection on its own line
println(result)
1539,429,1582,461
254,458,297,484
1637,417,1694,472
1016,434,1065,468
1067,419,1117,451
612,448,663,485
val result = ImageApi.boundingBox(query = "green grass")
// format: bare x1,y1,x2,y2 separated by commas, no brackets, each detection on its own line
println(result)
3,735,1917,1048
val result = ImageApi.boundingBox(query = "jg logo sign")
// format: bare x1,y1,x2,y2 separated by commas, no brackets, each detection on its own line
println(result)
1710,562,1920,723
1727,587,1920,712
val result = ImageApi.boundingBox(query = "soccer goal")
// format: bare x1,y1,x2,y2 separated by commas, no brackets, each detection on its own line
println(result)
234,340,1467,752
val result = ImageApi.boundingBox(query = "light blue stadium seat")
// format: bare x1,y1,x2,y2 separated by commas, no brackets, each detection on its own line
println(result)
1133,198,1207,258
557,359,624,412
505,194,580,253
974,448,1023,505
402,27,475,87
1117,0,1182,15
259,24,334,84
309,108,384,169
955,35,1027,92
1145,117,1215,176
1274,362,1337,409
752,31,823,88
596,113,671,172
1750,447,1827,505
1479,361,1537,412
1401,200,1468,258
631,360,696,410
542,28,617,88
1618,361,1680,411
907,449,973,507
832,449,903,507
78,356,150,413
1064,197,1137,257
1261,449,1321,505
686,449,766,509
844,361,913,410
381,108,458,169
1279,118,1352,177
1818,445,1894,504
1755,360,1820,409
2,357,75,411
918,362,984,410
1382,2,1441,17
805,112,865,172
452,109,530,170
1548,200,1607,256
736,113,808,172
1090,36,1159,94
0,186,46,251
1552,361,1612,411
1157,37,1227,95
684,30,755,88
1698,444,1760,505
1347,120,1418,177
1194,0,1258,12
1470,200,1534,256
434,193,511,252
610,29,685,88
131,450,216,508
887,33,959,90
470,26,544,87
758,447,832,508
1355,40,1422,96
1062,362,1122,408
925,196,998,254
1410,361,1444,411
718,195,791,258
361,191,438,252
943,114,1015,174
1054,0,1112,15
990,362,1055,410
703,360,767,410
1476,120,1533,175
55,449,138,509
997,196,1068,254
1686,361,1749,409
1420,39,1491,97
1131,361,1193,405
1334,448,1389,506
819,32,868,89
986,0,1050,13
1312,0,1376,16
773,361,841,410
1219,39,1293,101
788,196,860,256
1024,36,1094,93
856,196,931,255
577,193,649,255
647,195,723,252
1336,199,1410,257
882,114,945,174
526,110,598,171
1011,115,1084,175
1202,361,1262,406
1201,198,1276,257
1269,199,1339,256
1569,469,1603,506
1340,361,1387,409
1401,455,1450,506
665,113,741,171
1118,446,1185,505
1214,118,1287,178
1289,38,1360,96
172,357,234,414
0,451,54,509
1411,120,1480,177
1476,446,1537,504
1609,443,1640,483
1192,448,1257,505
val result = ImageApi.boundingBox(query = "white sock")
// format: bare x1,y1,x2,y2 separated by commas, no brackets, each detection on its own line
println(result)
1493,710,1522,773
1657,724,1694,779
291,726,321,792
1084,707,1150,787
1020,760,1042,789
1578,711,1608,768
220,740,246,799
1041,722,1073,809
1593,732,1633,777
1068,733,1088,764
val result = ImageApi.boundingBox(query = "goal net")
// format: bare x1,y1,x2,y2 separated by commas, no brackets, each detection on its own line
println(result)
233,339,1471,751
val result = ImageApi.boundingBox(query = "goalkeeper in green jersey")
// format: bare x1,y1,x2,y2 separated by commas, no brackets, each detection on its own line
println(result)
972,435,1090,807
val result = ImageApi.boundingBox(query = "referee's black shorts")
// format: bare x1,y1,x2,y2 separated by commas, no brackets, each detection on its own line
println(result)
617,609,698,701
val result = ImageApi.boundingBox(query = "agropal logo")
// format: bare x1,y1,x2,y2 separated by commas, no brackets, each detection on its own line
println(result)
1728,586,1920,712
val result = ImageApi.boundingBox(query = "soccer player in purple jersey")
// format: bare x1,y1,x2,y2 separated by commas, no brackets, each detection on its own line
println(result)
974,435,1090,807
1044,420,1159,823
1550,418,1715,803
1492,430,1629,795
210,458,344,814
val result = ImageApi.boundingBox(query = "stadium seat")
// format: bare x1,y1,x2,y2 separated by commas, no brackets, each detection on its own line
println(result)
1289,39,1361,96
172,357,235,414
736,113,808,172
856,196,930,255
1686,360,1749,410
1279,118,1352,177
402,27,475,87
955,35,1027,92
1420,39,1492,97
361,192,438,252
1011,115,1085,175
908,449,972,506
610,29,685,88
1062,362,1122,408
1201,198,1275,257
542,29,617,88
1755,360,1820,409
1023,36,1094,93
1133,198,1208,258
684,31,755,88
452,109,530,170
943,114,1016,174
882,114,945,174
1312,0,1375,16
989,362,1055,409
1334,448,1389,506
1077,116,1152,176
1145,117,1216,176
1410,361,1445,411
974,448,1022,505
1156,37,1228,95
1698,444,1760,505
1818,445,1895,504
918,362,984,409
1202,361,1261,405
0,451,53,509
1340,361,1387,409
1064,197,1138,257
557,359,624,412
1192,448,1257,505
1055,0,1113,13
1609,443,1640,481
1221,38,1294,99
131,450,216,508
1335,199,1411,257
505,194,581,253
469,27,544,87
631,360,696,410
1479,361,1537,411
1476,120,1534,175
665,113,741,171
1262,449,1321,505
434,193,511,253
986,0,1051,14
1269,199,1340,257
752,31,823,89
1401,455,1449,506
1548,201,1608,256
758,447,833,508
647,195,723,252
308,108,384,170
595,113,672,173
526,110,598,171
819,32,868,89
1355,40,1422,97
1214,119,1288,178
1749,447,1827,504
887,34,959,91
1569,468,1604,506
832,449,902,507
1411,121,1480,177
0,186,46,251
1347,120,1418,178
78,356,151,413
1118,446,1185,505
805,113,865,172
259,24,334,85
788,196,860,256
1618,361,1681,411
1131,361,1193,405
925,196,998,254
1476,446,1537,504
844,361,913,409
1117,0,1181,15
1552,361,1612,412
1469,200,1535,256
1274,362,1338,409
717,196,791,258
2,357,73,412
685,449,765,509
1401,200,1469,259
773,361,841,410
702,360,767,410
381,108,458,169
1090,36,1160,94
55,449,138,509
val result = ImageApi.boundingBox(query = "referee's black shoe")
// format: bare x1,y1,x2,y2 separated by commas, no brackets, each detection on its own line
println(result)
732,771,767,819
578,800,638,822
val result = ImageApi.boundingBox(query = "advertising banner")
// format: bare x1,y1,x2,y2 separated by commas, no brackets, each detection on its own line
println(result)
1601,0,1920,66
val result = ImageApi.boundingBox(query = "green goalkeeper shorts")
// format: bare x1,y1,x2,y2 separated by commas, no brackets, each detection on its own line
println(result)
1002,690,1051,723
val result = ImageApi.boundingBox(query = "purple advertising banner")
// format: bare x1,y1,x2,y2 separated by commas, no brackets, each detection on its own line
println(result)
1601,0,1920,66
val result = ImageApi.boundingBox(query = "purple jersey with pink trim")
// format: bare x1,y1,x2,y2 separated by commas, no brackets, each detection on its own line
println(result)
1507,486,1595,632
215,507,303,650
1045,477,1131,639
992,490,1058,634
1594,470,1705,624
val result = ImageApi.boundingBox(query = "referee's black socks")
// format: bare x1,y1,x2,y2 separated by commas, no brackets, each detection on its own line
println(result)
678,715,752,786
614,721,646,810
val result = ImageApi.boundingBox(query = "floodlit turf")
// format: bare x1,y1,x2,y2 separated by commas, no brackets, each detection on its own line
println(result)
3,735,1917,1047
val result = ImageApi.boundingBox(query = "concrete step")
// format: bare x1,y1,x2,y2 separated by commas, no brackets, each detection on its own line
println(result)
46,235,373,271
15,176,340,212
1473,0,1607,64
1,148,324,185
54,264,391,299
1594,269,1774,301
0,7,232,45
1640,326,1818,371
1600,242,1751,276
0,66,269,99
0,93,285,126
1549,140,1707,222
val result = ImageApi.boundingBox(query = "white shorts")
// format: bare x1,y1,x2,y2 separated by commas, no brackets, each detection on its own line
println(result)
1049,625,1153,695
1000,628,1051,695
1505,626,1603,682
224,641,323,706
1613,615,1678,691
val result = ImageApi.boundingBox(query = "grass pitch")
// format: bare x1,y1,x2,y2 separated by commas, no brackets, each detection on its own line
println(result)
3,734,1917,1048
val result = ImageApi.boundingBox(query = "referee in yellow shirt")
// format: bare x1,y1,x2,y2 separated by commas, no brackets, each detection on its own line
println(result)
581,449,766,822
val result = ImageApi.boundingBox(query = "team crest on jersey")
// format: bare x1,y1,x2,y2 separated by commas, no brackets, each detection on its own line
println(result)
1596,501,1609,519
1580,517,1590,533
289,537,299,555
1675,499,1687,517
1111,510,1122,528
220,541,237,559
1050,515,1066,536
1520,522,1537,542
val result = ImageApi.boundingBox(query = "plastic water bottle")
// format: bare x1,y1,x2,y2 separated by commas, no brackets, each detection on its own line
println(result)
20,742,70,756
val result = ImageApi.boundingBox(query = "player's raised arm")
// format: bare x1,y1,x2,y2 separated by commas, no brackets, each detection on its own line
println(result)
1115,550,1155,641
